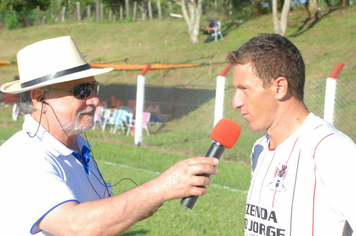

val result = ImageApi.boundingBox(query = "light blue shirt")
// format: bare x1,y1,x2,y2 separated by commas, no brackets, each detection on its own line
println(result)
0,115,110,235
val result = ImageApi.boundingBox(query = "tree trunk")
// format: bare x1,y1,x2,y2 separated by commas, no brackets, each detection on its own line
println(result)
61,6,66,22
272,0,291,36
309,0,319,11
133,1,137,21
138,4,147,21
87,5,91,19
214,0,218,16
168,0,173,13
100,3,104,20
229,0,233,15
125,0,130,20
109,5,112,21
95,0,99,22
76,2,81,21
148,1,153,21
180,0,203,44
157,0,162,20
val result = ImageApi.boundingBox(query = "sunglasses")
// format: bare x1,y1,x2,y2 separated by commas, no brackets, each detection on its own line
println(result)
53,81,99,99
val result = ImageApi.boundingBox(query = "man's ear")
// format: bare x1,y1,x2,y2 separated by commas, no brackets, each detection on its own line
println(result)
274,77,289,100
30,89,46,111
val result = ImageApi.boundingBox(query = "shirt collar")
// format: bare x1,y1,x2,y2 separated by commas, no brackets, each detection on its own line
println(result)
23,114,91,157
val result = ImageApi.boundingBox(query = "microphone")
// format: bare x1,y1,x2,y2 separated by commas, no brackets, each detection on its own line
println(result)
180,118,241,209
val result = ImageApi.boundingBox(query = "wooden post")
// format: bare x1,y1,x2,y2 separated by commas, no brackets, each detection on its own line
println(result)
76,2,81,21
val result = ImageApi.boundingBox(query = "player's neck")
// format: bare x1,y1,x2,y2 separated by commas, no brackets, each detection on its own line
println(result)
267,101,309,150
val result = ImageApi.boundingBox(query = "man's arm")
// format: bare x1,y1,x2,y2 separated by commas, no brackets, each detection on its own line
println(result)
38,157,219,236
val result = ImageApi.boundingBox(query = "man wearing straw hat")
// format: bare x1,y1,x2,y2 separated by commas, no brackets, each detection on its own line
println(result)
0,36,219,235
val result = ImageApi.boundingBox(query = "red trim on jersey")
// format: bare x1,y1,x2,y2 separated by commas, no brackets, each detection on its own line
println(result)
272,137,300,207
312,132,334,236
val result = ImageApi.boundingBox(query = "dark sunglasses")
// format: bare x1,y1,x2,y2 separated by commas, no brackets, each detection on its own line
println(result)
53,81,99,99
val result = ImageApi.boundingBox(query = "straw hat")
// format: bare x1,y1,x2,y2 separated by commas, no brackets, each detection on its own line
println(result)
0,36,113,94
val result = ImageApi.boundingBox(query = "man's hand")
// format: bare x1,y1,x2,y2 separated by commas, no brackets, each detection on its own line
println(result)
157,157,219,201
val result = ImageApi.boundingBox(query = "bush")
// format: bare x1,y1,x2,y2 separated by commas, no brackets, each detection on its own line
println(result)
4,10,18,30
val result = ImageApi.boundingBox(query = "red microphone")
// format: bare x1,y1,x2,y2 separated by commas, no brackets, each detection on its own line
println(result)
180,118,241,209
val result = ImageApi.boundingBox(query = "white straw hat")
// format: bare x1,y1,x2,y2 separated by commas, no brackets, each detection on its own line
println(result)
0,36,113,94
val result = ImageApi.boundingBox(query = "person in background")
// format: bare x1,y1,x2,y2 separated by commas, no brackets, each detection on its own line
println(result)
108,94,122,109
0,36,219,235
145,100,161,123
227,33,356,236
201,17,218,34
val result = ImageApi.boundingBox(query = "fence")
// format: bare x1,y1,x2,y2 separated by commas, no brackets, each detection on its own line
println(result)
98,65,356,145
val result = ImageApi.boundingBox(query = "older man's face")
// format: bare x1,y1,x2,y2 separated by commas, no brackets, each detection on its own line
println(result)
47,76,100,136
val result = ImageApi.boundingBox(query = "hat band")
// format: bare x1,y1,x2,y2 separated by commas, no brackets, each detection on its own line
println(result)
21,63,91,88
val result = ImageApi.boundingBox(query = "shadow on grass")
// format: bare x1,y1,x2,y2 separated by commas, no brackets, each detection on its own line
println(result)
288,7,341,37
121,230,150,236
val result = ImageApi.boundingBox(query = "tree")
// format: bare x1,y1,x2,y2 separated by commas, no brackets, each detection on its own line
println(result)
178,0,203,44
272,0,291,36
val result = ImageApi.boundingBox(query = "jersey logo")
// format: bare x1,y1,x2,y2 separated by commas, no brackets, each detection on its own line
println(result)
268,164,288,192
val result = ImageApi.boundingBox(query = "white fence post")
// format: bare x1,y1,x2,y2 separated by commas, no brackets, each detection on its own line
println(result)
214,64,231,127
323,63,345,124
135,64,151,146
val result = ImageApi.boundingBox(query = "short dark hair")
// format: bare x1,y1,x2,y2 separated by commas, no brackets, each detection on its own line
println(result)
226,33,305,100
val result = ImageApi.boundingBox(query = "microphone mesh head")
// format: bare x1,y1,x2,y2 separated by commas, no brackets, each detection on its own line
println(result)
210,118,241,149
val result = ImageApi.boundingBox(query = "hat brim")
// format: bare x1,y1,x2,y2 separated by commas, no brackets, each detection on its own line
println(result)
1,67,113,94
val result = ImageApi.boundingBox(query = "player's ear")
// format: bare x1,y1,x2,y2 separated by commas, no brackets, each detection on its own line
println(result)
274,77,289,100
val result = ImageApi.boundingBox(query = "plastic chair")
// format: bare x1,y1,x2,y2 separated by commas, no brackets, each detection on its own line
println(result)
108,109,130,134
101,109,112,133
126,112,151,136
211,21,223,42
142,112,151,136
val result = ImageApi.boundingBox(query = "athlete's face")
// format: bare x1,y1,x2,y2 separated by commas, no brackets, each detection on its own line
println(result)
232,63,277,131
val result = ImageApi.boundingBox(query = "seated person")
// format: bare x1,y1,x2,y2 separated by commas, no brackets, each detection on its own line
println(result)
145,101,161,123
108,94,122,110
202,18,218,34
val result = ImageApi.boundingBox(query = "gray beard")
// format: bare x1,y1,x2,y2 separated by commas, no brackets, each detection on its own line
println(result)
62,108,95,136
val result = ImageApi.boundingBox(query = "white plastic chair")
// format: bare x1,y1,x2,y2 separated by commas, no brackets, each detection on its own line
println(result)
101,109,112,133
126,112,151,136
108,109,130,134
211,21,223,42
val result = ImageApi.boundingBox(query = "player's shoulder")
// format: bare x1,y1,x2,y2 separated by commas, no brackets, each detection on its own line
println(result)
303,113,355,150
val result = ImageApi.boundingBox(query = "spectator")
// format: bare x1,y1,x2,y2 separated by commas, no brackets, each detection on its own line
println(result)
201,17,218,34
108,94,122,110
146,101,161,123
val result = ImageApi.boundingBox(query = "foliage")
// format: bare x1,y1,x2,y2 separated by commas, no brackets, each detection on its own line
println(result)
4,10,17,29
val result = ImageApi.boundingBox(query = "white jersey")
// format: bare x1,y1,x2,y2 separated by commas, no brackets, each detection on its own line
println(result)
245,113,356,236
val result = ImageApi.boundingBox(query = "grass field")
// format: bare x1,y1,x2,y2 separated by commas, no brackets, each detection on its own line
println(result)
0,6,355,235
